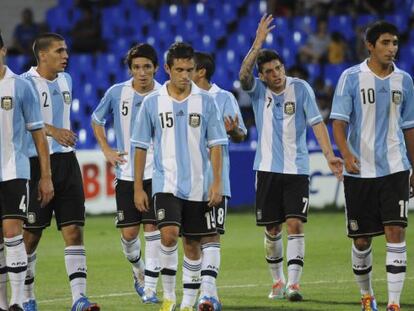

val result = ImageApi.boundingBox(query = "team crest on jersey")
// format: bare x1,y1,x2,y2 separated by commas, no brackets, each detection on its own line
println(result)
62,91,71,105
157,209,165,221
284,102,295,115
0,96,13,110
391,90,402,105
349,220,359,231
27,212,36,224
189,113,201,128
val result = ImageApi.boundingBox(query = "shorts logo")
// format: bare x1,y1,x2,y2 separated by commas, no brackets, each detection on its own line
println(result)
349,220,359,231
284,102,295,115
392,90,402,105
256,209,262,220
1,96,13,110
157,209,165,221
189,113,201,128
27,212,36,224
117,211,124,222
62,91,71,105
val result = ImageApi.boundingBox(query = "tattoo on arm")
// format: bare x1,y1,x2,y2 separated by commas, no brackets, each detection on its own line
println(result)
239,47,260,90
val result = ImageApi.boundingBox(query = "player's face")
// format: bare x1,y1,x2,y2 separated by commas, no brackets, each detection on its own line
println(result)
130,57,157,91
191,68,204,86
165,58,194,92
258,59,286,93
41,40,68,74
367,33,398,66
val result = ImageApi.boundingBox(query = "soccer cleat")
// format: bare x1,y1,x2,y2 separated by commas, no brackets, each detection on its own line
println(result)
8,305,23,311
133,272,145,298
71,295,100,311
268,279,286,299
386,304,400,311
142,288,160,304
360,294,378,311
286,284,303,302
159,299,176,311
197,296,222,311
22,299,37,311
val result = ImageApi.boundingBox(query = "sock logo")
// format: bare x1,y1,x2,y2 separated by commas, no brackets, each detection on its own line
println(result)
393,259,406,265
207,264,218,271
11,261,27,266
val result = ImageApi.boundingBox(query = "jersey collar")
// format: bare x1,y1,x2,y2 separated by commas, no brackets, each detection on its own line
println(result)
209,83,221,94
27,66,61,82
3,66,15,79
159,81,201,97
126,78,162,95
360,59,402,76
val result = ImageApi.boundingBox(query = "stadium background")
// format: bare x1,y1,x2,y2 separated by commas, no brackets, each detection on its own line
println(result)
2,0,414,212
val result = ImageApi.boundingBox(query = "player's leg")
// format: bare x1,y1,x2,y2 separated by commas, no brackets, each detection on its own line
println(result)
0,231,7,311
181,236,202,311
256,171,286,300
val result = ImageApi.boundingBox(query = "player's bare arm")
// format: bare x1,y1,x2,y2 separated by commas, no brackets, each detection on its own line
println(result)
91,122,127,166
239,14,275,90
224,114,246,142
134,147,149,212
208,145,223,207
312,121,343,180
403,127,414,192
45,123,77,148
31,128,54,207
332,120,360,174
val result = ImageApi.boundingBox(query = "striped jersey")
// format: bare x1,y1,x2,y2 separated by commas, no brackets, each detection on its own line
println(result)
0,66,44,182
92,79,161,181
22,67,73,157
208,83,247,197
131,82,228,201
330,60,414,178
247,77,323,175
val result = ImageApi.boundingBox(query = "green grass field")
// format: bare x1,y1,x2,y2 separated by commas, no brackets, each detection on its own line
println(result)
33,212,414,311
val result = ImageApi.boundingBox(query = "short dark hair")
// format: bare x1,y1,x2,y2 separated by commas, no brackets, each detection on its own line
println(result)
257,49,284,73
194,51,215,81
32,32,65,61
0,31,4,49
124,43,158,69
166,42,194,67
365,21,398,46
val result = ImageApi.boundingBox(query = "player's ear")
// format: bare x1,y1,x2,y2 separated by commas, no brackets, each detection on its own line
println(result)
164,63,170,76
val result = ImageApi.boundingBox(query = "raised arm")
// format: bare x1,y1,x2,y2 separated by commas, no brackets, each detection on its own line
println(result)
239,14,275,90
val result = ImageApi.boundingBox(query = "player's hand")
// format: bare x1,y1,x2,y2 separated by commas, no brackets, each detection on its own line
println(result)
410,173,414,198
343,153,360,174
224,114,240,134
208,182,222,208
38,176,54,207
134,188,149,212
255,14,275,47
104,149,127,167
326,155,344,181
49,127,77,148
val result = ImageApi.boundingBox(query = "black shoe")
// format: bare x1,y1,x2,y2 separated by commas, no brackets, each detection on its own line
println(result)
8,305,23,311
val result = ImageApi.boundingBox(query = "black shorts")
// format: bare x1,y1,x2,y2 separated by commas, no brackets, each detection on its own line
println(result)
0,179,29,221
344,170,409,238
25,152,85,230
154,193,217,237
255,171,309,226
215,196,228,234
115,179,156,227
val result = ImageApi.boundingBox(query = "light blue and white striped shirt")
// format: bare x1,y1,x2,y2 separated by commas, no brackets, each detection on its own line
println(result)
131,82,228,201
330,60,414,178
247,77,323,175
22,67,73,157
0,66,44,182
92,79,161,181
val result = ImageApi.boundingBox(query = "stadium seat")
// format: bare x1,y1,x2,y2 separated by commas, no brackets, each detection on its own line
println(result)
6,55,29,74
355,14,378,27
328,15,355,41
214,2,237,24
68,54,94,75
293,15,316,34
201,18,226,40
186,3,210,25
323,63,350,86
304,63,322,82
384,13,409,33
159,4,183,26
193,35,216,52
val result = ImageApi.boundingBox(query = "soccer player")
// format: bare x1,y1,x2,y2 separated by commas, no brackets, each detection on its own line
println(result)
132,42,228,311
331,21,413,311
91,43,161,303
0,32,53,311
192,51,247,310
239,15,343,302
21,33,99,311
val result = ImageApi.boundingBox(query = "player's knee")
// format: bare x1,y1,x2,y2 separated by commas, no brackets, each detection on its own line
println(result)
61,225,83,246
183,236,201,260
353,237,372,251
143,223,158,232
266,224,282,235
384,225,405,243
121,227,139,241
23,229,42,252
200,233,220,245
286,218,303,234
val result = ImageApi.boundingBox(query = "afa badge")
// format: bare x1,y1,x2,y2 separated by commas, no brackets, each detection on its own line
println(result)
117,211,124,222
62,91,71,105
189,113,201,128
27,212,36,224
284,102,295,115
157,209,165,221
1,96,13,110
349,220,359,231
391,90,402,105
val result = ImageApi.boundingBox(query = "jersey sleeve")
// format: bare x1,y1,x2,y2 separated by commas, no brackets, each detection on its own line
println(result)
245,78,263,109
92,88,113,126
207,97,228,148
330,71,353,122
401,74,414,129
131,97,153,149
301,81,323,126
20,81,44,131
223,92,248,134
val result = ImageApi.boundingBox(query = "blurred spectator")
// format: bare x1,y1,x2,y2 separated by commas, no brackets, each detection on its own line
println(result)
136,0,164,10
353,0,393,15
267,0,295,17
299,19,330,64
71,7,105,53
354,25,369,62
328,32,349,64
287,64,309,80
313,77,333,123
8,8,40,55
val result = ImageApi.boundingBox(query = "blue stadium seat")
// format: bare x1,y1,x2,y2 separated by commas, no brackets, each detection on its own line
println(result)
384,13,409,33
304,63,322,82
159,4,183,26
214,2,237,24
68,54,94,75
186,3,210,25
180,20,200,42
148,21,174,46
6,55,28,74
355,14,378,27
328,15,355,41
293,15,316,34
201,18,226,39
226,34,250,53
324,63,350,87
96,53,121,76
193,35,216,52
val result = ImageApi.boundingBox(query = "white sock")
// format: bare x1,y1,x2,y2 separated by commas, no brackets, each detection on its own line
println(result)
0,243,8,310
200,242,220,299
5,235,27,307
352,243,373,296
24,252,36,302
386,242,406,306
181,256,201,308
287,234,304,286
160,243,178,301
265,231,285,283
64,246,87,304
121,237,145,284
144,231,161,292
